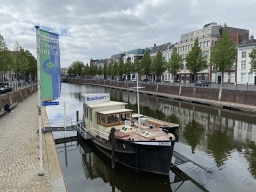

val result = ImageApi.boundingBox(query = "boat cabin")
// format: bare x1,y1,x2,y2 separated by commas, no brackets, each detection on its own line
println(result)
81,93,133,135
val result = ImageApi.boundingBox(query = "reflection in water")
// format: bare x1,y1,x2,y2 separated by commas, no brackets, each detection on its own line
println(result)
54,83,256,191
183,120,205,154
77,140,208,192
244,140,256,179
207,130,233,168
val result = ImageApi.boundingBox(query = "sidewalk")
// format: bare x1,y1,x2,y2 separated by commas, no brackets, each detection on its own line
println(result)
0,93,60,191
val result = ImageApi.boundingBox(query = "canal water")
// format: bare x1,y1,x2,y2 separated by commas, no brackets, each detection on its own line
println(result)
46,83,256,192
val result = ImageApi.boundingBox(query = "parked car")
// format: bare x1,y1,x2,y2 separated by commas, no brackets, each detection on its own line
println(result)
155,79,161,82
142,78,148,82
195,80,210,87
119,78,125,81
131,79,137,82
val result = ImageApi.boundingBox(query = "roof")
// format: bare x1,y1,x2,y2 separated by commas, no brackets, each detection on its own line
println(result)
86,101,127,108
98,108,133,115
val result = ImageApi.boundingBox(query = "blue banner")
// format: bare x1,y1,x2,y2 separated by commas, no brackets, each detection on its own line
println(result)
40,29,61,102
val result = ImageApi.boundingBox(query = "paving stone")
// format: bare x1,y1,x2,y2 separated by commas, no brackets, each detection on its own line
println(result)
0,93,52,191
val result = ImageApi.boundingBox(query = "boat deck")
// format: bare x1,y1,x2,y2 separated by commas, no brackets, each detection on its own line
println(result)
115,128,171,141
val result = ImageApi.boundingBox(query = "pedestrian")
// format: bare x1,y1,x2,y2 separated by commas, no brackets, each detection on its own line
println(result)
4,103,13,114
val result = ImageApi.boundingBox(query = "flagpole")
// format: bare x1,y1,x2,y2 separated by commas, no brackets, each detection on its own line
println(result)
35,26,44,176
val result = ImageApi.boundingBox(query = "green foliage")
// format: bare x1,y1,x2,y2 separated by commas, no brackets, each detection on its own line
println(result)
183,120,205,154
103,64,107,79
134,57,142,75
185,39,208,81
210,31,237,83
140,51,152,78
167,47,182,77
124,57,131,80
118,60,124,77
249,46,256,73
112,61,119,77
107,63,113,77
152,51,166,78
69,60,84,76
207,130,233,167
98,66,103,75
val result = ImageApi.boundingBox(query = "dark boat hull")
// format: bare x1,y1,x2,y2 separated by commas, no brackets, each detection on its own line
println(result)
92,137,175,175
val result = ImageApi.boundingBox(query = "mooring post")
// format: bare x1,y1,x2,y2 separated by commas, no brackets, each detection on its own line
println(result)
111,128,116,169
76,111,79,131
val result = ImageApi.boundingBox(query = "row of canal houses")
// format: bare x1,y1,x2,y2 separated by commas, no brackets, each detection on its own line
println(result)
90,22,256,85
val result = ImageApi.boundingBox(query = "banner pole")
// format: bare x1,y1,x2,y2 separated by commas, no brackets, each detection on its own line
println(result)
36,26,44,176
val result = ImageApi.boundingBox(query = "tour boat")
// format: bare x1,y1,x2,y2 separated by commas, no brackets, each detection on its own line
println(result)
80,93,178,175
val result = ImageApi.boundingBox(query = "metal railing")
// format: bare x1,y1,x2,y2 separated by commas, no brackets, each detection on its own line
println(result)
90,128,109,140
43,118,77,131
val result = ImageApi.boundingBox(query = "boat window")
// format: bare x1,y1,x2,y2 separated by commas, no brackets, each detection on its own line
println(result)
97,114,106,125
120,113,131,122
107,114,119,124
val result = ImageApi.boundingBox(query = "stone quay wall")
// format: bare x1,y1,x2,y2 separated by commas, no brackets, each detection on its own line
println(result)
0,84,38,110
67,78,256,106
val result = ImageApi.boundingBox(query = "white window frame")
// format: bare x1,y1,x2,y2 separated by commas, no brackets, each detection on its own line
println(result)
242,51,246,58
241,60,246,70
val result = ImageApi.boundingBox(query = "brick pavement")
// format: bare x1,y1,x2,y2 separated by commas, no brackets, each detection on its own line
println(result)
0,93,52,191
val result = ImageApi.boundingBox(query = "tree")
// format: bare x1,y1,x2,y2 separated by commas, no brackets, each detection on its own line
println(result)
67,67,73,76
103,64,107,79
134,57,142,76
152,51,166,80
130,60,136,75
69,60,84,76
166,47,183,82
107,63,113,79
98,66,103,76
124,57,131,80
210,31,237,84
140,51,152,79
249,46,256,74
112,61,119,79
185,39,208,82
118,60,124,78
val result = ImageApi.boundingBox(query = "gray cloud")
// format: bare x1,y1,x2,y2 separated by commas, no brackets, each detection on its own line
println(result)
0,0,255,68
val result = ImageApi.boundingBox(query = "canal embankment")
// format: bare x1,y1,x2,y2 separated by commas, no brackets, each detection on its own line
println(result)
67,78,256,114
0,91,67,191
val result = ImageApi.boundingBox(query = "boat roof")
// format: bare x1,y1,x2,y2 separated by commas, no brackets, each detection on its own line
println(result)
98,108,133,115
86,101,128,109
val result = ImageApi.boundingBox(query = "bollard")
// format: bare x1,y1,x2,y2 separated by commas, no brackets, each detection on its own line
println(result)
111,128,116,169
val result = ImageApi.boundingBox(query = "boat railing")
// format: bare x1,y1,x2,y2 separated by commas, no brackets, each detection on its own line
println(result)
76,123,89,133
90,128,109,141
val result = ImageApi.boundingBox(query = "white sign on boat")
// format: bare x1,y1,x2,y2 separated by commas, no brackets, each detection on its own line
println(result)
81,93,110,104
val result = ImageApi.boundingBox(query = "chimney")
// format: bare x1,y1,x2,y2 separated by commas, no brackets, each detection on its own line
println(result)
154,44,156,47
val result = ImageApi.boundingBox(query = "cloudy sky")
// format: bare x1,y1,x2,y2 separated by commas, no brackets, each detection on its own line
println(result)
1,0,256,68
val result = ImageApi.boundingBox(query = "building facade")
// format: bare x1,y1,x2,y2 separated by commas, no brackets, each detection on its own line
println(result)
237,43,256,85
176,22,221,83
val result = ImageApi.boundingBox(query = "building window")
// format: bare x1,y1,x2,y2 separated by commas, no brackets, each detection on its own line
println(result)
207,41,210,47
183,46,185,51
198,75,201,80
241,73,246,83
212,40,214,46
203,51,209,58
188,45,190,50
200,42,202,47
242,51,246,58
204,41,206,47
186,75,189,81
215,41,218,45
241,60,246,70
181,64,184,70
